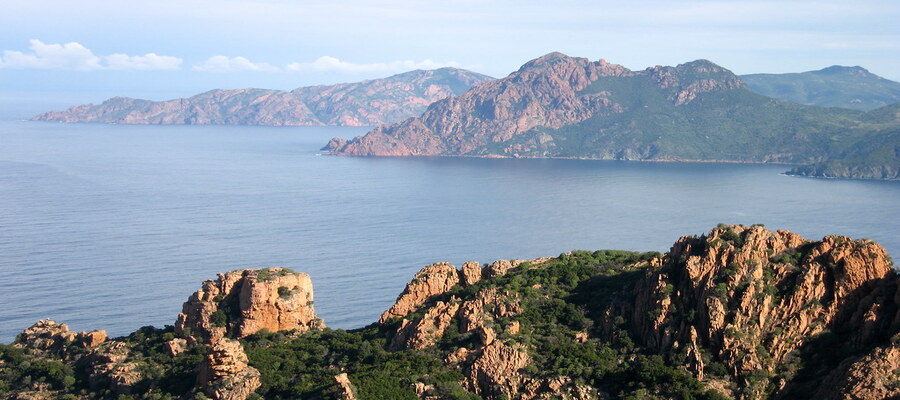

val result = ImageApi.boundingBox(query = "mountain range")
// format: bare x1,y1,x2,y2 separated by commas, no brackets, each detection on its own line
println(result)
326,53,899,180
29,54,900,181
31,68,493,126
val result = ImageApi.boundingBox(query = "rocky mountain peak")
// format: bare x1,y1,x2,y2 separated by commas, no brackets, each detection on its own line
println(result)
518,51,578,70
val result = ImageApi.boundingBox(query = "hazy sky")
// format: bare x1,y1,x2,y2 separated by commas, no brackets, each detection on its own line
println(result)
2,0,898,103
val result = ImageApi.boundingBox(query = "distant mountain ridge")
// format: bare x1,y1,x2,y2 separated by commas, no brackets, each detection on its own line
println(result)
786,103,900,180
326,52,899,180
32,68,494,126
741,65,900,111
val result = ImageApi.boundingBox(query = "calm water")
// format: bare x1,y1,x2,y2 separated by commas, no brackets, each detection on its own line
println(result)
1,120,899,342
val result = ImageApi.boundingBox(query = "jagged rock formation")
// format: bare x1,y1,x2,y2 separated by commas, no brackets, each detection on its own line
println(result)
813,344,900,400
381,258,594,400
466,341,533,398
3,228,897,400
460,261,483,285
379,262,461,323
390,300,461,350
175,267,322,345
31,68,493,126
83,341,141,395
11,320,141,395
369,226,899,400
607,224,900,399
327,52,899,181
197,338,262,400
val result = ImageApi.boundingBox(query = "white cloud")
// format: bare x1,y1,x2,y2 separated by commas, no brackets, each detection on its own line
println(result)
0,39,182,71
192,55,278,72
286,56,461,73
104,53,182,70
1,39,102,70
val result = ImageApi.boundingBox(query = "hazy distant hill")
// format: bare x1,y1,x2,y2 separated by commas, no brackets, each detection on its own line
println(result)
326,52,899,180
787,104,900,180
31,68,494,126
741,66,900,111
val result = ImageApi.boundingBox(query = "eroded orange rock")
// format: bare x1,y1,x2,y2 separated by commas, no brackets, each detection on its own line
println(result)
379,262,460,323
197,338,261,400
619,224,898,397
175,267,322,345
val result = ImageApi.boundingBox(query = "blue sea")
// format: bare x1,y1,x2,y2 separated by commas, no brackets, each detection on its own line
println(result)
1,115,899,342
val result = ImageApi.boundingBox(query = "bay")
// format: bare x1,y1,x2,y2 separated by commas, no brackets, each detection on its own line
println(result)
1,120,898,342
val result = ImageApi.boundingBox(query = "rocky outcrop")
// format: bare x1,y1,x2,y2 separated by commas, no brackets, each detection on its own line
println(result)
813,343,900,400
458,288,523,336
79,330,108,348
486,259,517,278
164,338,188,356
461,261,483,286
521,376,597,400
15,320,108,353
390,300,461,350
197,338,261,400
14,321,144,395
466,341,531,398
6,267,325,399
84,341,141,395
612,224,900,398
333,373,359,400
379,262,461,323
15,320,77,352
383,259,599,400
33,68,493,127
175,267,322,345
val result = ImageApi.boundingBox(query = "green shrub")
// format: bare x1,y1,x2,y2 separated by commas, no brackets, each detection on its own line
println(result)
211,310,228,327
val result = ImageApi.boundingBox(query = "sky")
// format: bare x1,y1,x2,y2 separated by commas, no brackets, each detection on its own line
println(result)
1,0,898,107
